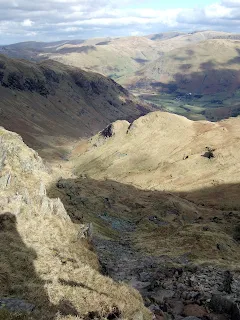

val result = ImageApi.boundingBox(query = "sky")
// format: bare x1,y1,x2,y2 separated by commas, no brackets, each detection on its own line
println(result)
0,0,240,44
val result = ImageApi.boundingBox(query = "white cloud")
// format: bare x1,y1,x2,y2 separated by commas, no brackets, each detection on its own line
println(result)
62,27,82,32
221,0,240,7
204,3,232,18
21,19,34,26
0,1,240,44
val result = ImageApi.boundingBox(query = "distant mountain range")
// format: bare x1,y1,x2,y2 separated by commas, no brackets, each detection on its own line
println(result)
2,30,240,121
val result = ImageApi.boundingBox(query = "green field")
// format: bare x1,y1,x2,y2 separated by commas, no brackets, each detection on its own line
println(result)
135,91,240,121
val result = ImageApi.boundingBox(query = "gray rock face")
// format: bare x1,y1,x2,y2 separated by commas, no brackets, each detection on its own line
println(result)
0,298,35,313
0,127,70,221
149,289,175,304
183,317,201,320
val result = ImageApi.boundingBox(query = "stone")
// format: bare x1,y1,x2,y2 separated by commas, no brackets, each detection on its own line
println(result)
139,271,150,282
148,304,161,313
0,298,35,313
168,300,184,315
183,304,207,317
207,314,229,320
210,294,240,320
232,303,240,320
183,317,201,320
0,173,11,189
150,289,175,304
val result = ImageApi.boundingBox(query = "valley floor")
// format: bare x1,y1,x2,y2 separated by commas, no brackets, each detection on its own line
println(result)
133,90,240,122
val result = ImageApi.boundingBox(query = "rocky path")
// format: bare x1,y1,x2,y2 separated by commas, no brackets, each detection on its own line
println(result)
48,170,240,320
93,229,240,320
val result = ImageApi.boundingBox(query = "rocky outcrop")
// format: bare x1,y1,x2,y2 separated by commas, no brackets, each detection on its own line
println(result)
0,126,69,219
0,127,151,320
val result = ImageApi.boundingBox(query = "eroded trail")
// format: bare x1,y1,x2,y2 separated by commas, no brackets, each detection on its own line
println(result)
48,174,240,320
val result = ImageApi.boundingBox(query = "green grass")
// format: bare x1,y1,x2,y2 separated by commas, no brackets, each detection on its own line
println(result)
138,92,240,121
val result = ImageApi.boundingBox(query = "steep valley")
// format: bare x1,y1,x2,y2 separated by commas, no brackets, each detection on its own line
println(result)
0,54,154,160
0,126,151,320
122,39,240,121
1,108,240,319
2,31,240,121
1,33,240,320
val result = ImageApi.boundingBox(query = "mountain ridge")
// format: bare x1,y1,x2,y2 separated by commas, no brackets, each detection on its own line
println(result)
0,53,155,159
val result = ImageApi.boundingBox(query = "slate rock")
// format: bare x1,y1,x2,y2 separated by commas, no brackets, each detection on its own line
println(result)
0,298,35,313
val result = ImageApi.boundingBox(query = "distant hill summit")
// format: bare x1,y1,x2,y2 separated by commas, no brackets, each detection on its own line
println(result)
0,54,154,158
1,31,239,80
2,31,240,121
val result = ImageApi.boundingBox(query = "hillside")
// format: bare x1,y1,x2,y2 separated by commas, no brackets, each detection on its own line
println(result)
0,54,154,159
73,111,240,197
66,111,240,262
2,31,240,122
122,39,240,121
1,31,239,81
0,126,151,320
48,111,240,319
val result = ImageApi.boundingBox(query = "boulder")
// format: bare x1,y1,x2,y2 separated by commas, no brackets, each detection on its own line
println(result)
210,294,240,320
183,304,207,317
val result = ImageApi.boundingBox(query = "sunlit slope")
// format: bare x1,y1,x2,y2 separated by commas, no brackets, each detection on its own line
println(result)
52,111,240,267
74,111,240,204
2,31,240,81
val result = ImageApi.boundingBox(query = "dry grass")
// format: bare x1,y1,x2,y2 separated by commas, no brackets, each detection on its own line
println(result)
0,128,151,320
63,112,240,268
49,175,240,269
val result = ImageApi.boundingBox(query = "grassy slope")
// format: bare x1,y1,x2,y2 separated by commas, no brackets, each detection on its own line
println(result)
2,31,239,81
73,111,240,194
0,127,151,320
2,32,240,121
123,39,240,90
62,112,240,267
121,39,240,121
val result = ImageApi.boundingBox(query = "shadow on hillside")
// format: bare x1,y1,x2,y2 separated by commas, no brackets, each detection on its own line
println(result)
131,46,240,120
149,66,240,96
0,212,79,319
48,175,240,230
47,176,240,274
155,46,240,96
